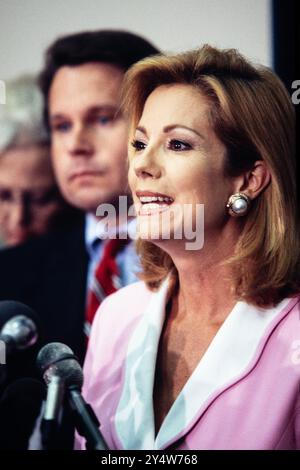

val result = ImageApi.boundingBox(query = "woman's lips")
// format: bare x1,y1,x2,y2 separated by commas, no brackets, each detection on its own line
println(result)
136,190,174,202
135,190,174,216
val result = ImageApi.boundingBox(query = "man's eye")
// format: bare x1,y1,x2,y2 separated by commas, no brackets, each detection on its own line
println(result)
52,122,71,132
29,187,60,206
131,140,146,151
168,139,192,151
97,115,114,125
0,189,13,202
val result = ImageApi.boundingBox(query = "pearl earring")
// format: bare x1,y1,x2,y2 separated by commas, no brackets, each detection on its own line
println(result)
226,192,250,217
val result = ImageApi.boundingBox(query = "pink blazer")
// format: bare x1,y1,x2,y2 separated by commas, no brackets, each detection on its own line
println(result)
79,278,300,450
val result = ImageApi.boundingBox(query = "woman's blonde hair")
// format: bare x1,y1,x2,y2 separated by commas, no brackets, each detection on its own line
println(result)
122,44,299,306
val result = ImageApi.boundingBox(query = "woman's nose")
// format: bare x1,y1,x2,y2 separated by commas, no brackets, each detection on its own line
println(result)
133,148,162,180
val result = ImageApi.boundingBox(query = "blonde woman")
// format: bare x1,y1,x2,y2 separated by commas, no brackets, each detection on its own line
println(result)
80,45,300,450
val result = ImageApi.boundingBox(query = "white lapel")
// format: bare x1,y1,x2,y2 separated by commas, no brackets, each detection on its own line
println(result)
114,277,170,450
114,276,295,450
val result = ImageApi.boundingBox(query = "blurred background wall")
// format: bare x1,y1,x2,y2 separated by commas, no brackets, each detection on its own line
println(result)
0,0,272,81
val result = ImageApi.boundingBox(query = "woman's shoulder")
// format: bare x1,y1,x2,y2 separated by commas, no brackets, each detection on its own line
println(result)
103,280,152,307
260,296,300,374
88,281,153,355
274,295,300,341
277,295,300,325
92,280,152,328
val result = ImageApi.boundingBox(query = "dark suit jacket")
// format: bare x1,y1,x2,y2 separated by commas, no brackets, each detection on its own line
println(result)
0,219,90,449
0,219,89,383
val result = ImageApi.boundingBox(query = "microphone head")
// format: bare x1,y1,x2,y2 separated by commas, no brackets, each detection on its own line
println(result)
1,315,38,350
0,301,39,328
0,301,40,351
36,342,83,389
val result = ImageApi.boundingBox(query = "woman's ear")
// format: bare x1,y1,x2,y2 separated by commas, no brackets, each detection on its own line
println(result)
236,160,271,199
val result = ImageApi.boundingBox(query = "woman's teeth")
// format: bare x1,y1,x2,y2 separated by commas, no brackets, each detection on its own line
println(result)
139,196,173,204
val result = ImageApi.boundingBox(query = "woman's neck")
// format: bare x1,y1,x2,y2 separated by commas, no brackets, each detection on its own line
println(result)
166,225,241,323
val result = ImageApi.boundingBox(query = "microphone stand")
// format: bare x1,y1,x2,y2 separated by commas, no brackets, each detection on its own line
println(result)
67,385,109,450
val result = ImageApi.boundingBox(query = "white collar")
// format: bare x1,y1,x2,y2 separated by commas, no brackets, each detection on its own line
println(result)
114,277,294,450
85,213,136,250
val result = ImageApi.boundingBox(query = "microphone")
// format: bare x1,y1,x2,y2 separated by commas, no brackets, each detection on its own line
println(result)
0,377,45,450
0,301,39,354
40,374,65,449
37,342,109,450
0,301,39,384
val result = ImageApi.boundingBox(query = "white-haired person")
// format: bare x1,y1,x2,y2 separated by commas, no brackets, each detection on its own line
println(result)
78,45,299,450
0,75,76,247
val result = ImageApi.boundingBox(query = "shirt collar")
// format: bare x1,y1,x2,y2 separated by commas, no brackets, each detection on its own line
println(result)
85,213,136,253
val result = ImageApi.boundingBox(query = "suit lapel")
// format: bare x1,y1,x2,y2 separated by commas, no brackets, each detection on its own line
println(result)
114,277,170,449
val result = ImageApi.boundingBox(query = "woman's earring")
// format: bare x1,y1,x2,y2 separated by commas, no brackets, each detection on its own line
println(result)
226,192,250,217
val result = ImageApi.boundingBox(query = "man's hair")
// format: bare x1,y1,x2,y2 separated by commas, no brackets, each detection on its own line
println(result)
39,29,159,128
122,44,299,307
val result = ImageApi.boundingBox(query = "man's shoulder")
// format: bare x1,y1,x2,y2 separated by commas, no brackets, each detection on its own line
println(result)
0,222,86,262
0,222,88,300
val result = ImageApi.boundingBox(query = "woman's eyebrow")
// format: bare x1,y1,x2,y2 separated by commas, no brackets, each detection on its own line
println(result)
163,124,204,139
136,126,148,137
135,124,204,140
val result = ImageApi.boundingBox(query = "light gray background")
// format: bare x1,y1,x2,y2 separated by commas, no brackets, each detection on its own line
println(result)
0,0,272,81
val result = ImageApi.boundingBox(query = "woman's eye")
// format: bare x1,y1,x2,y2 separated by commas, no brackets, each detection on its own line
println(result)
168,139,192,151
131,140,146,151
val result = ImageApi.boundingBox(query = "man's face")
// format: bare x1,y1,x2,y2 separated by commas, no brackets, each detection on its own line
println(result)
49,62,129,214
0,145,62,246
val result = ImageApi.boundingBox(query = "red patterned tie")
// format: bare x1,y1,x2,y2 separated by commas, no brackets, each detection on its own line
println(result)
84,238,129,338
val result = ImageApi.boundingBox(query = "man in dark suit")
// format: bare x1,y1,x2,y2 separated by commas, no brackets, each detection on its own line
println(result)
0,219,87,370
0,31,159,379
